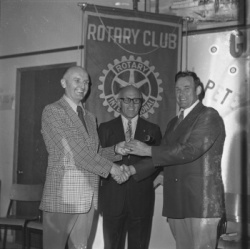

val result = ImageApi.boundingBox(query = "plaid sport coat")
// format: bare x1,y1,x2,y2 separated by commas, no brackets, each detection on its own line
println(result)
40,97,121,213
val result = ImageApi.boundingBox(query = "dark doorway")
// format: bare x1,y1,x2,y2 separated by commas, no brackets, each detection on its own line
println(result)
14,62,76,247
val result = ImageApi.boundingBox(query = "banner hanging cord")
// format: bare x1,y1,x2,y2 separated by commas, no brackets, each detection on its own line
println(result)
183,16,193,72
78,3,88,67
185,18,189,71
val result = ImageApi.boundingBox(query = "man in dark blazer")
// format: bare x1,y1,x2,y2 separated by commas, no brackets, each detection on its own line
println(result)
40,66,130,249
98,85,162,249
127,71,226,249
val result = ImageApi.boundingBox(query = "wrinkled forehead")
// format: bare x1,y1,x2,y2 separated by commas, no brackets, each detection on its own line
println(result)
64,67,88,80
176,76,195,87
119,86,142,98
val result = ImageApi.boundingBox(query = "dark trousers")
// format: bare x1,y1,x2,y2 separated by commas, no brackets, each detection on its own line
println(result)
103,210,153,249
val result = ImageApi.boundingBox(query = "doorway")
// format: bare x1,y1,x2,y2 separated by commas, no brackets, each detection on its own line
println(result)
13,62,76,247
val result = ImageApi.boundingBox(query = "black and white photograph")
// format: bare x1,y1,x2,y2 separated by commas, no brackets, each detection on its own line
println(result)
0,0,249,249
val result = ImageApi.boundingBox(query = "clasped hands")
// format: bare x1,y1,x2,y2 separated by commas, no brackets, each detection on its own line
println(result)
115,140,151,157
110,164,133,184
111,140,151,184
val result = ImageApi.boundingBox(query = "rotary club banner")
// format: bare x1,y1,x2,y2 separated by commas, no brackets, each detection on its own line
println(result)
83,5,182,132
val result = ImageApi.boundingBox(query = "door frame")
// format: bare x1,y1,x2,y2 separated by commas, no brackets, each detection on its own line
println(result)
13,62,76,184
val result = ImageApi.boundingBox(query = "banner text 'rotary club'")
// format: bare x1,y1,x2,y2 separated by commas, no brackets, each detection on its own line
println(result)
88,24,177,49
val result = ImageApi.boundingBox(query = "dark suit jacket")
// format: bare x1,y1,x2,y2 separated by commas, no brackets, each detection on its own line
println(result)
98,116,162,217
135,102,226,219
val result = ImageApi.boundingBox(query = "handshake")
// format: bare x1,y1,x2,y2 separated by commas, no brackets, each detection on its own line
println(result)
109,140,151,184
110,164,135,184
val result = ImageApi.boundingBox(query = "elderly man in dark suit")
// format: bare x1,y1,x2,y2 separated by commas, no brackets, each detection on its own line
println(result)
127,71,226,249
40,66,130,249
98,85,162,249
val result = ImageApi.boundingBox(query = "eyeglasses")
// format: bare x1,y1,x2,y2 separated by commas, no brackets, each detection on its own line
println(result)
119,98,142,104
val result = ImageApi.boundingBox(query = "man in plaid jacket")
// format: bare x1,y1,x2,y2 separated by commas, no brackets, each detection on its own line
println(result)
40,66,130,249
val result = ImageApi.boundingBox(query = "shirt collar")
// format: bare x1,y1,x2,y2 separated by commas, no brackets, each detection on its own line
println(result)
63,95,85,114
121,115,139,126
179,100,199,119
121,115,139,137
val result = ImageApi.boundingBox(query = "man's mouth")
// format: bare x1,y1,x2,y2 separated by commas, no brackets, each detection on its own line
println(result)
76,88,84,94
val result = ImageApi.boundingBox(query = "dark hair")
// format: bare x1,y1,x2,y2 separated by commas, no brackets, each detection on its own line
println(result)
175,71,205,101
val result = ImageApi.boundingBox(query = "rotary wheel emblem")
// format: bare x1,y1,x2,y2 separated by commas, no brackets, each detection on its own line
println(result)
99,55,163,118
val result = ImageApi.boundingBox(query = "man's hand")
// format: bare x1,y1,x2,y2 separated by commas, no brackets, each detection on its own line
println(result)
120,165,136,176
126,140,152,156
115,141,131,156
110,164,130,184
120,165,131,176
153,173,164,188
128,165,136,175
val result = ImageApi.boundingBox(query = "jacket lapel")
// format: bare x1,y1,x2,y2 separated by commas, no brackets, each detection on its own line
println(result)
58,97,90,140
167,102,205,142
134,118,147,141
113,116,150,142
174,102,204,131
115,116,126,141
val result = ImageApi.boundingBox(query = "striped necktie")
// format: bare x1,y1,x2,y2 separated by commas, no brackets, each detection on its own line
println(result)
174,110,184,130
125,120,132,142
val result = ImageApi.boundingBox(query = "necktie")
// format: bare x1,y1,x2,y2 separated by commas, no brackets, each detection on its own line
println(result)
77,106,88,133
174,110,184,130
125,120,132,142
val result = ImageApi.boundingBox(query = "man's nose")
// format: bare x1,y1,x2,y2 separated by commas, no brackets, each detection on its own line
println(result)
79,81,88,88
178,90,185,97
128,101,135,106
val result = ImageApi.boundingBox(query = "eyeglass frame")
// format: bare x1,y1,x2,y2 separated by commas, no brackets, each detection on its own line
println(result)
119,98,142,104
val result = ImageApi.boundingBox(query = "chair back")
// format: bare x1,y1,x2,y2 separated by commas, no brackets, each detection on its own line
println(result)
9,184,43,202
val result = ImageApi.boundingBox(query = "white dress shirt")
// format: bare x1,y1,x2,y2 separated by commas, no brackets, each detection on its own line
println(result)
178,100,199,119
121,115,139,139
63,94,85,115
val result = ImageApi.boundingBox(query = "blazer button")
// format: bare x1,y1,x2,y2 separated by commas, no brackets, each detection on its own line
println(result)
175,178,178,182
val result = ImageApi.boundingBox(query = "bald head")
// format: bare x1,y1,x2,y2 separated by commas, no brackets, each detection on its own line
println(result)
62,66,88,81
118,85,142,99
60,66,90,105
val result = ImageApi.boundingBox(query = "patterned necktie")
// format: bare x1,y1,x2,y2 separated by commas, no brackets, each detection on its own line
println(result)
174,110,184,130
125,120,132,142
77,106,88,133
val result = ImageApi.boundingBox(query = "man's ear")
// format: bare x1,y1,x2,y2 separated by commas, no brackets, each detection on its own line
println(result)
61,79,66,88
196,85,202,96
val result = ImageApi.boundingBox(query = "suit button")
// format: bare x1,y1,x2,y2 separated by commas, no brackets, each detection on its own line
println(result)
175,178,178,182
